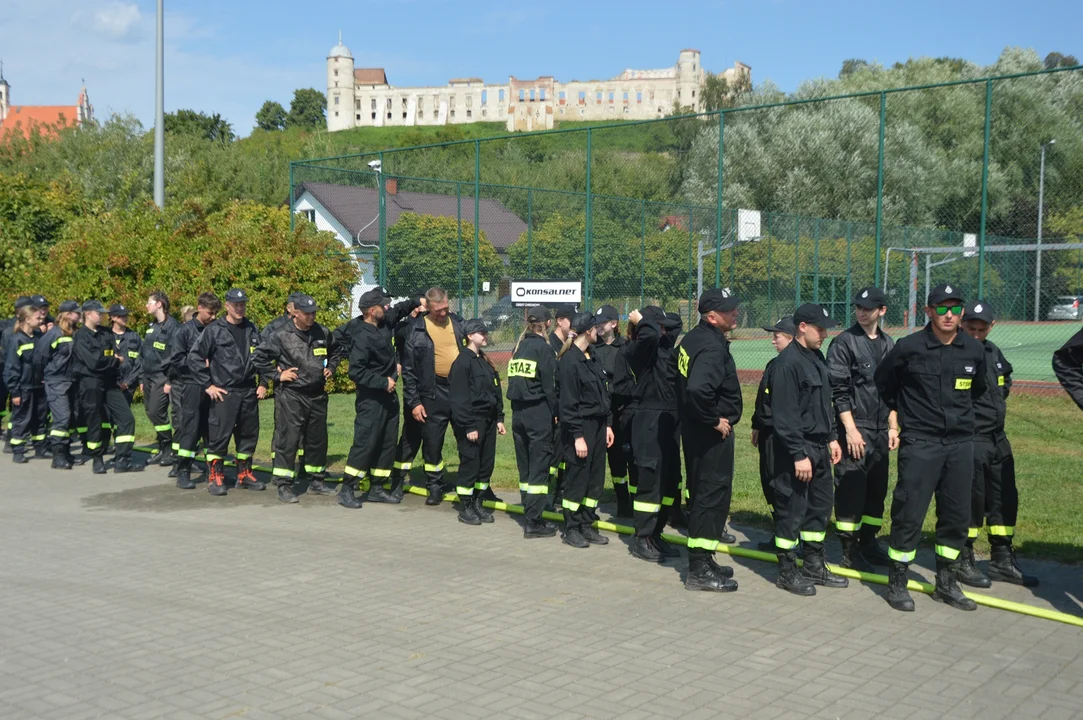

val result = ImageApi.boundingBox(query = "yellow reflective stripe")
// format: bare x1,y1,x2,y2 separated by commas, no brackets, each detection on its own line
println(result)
51,336,73,349
774,537,798,550
559,462,566,471
561,498,580,511
75,427,88,434
835,520,862,532
50,430,69,438
297,448,305,456
507,359,538,378
456,486,474,496
988,525,1014,537
104,349,113,357
31,434,46,441
889,547,916,562
520,484,548,494
677,346,690,377
171,442,180,451
628,485,639,494
343,465,365,477
955,378,972,390
205,454,223,461
393,462,412,470
10,438,27,445
153,424,173,432
304,465,325,473
153,341,167,351
85,441,102,450
935,545,961,561
633,500,661,513
273,467,295,478
176,449,196,458
236,453,251,460
764,387,770,395
968,527,980,539
682,487,689,499
370,468,392,478
16,342,35,356
474,482,489,490
860,515,883,528
102,423,112,430
127,351,140,359
688,537,719,551
661,496,675,506
997,375,1005,387
800,531,826,543
114,435,135,444
424,462,444,472
549,467,558,476
582,497,599,508
611,476,627,485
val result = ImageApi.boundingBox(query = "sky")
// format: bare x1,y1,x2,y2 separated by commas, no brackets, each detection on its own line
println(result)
1,0,1081,136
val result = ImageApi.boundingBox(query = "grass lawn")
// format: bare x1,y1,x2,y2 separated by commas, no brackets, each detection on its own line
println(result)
131,385,1083,563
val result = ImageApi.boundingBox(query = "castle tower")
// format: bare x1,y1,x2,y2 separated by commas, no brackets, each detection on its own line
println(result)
0,62,10,123
677,49,702,112
327,32,356,132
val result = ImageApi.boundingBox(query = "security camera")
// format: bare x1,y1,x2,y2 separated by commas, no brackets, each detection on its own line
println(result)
367,160,382,172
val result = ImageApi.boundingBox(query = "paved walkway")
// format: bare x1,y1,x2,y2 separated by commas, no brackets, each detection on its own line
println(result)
1,457,1082,720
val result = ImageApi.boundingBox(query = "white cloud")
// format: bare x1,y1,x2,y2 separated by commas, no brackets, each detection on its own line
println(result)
90,1,142,40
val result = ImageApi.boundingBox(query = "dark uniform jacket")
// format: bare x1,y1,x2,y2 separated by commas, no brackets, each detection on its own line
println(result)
402,313,464,409
751,357,778,432
771,341,837,461
827,324,894,432
111,329,143,389
874,324,988,444
73,325,120,383
624,319,677,412
332,298,417,372
189,317,264,390
253,320,335,395
974,340,1012,436
506,333,557,416
33,326,76,387
1052,327,1083,411
165,319,209,385
141,315,180,382
549,331,566,355
672,320,743,431
557,344,611,439
262,313,292,341
594,335,635,406
449,348,505,432
345,320,397,395
3,330,38,399
0,318,14,381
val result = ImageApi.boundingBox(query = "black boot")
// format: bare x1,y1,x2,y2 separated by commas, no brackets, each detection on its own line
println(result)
167,463,179,478
613,483,633,518
719,527,737,545
52,450,73,470
206,459,227,496
12,450,28,465
933,561,978,611
473,496,494,523
987,543,1039,587
685,552,738,592
800,550,849,588
35,444,52,459
156,441,174,467
776,552,816,596
707,553,735,578
235,460,265,491
367,480,398,503
113,455,144,474
651,534,681,559
581,525,609,545
839,534,874,573
175,468,196,490
886,561,915,612
481,486,503,504
561,510,589,548
91,456,106,475
388,474,405,503
278,484,299,504
858,525,892,567
631,536,664,563
523,517,557,539
307,477,335,496
457,494,481,525
954,546,992,588
337,479,362,509
426,483,444,506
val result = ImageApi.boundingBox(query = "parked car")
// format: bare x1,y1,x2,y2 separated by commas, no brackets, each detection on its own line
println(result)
1046,295,1083,321
482,296,517,327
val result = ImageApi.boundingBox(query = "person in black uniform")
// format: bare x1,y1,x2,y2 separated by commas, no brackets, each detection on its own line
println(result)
4,303,44,464
557,312,613,549
750,316,795,551
449,319,506,525
0,297,31,448
190,289,266,496
959,301,1038,587
1053,326,1083,411
105,304,143,458
547,304,576,510
389,296,428,496
827,287,898,571
592,305,634,518
875,283,986,612
141,291,180,467
770,303,846,596
253,294,337,504
169,292,220,489
623,307,683,563
72,300,139,474
34,301,81,469
339,288,402,509
507,306,559,539
673,289,742,593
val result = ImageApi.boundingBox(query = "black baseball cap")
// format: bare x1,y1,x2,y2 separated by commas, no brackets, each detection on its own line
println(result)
29,294,49,308
663,311,683,335
462,318,490,336
358,288,390,309
594,305,619,323
294,294,318,314
13,296,33,310
762,316,796,335
571,311,604,335
854,287,888,309
57,300,80,314
82,299,106,313
553,304,577,320
963,300,994,323
928,283,965,306
108,303,130,317
224,288,249,303
641,305,665,323
793,303,838,329
525,305,550,323
698,288,740,314
286,291,305,305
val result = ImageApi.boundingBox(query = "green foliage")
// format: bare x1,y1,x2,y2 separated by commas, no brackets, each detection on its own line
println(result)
699,72,752,112
839,59,870,79
255,101,287,132
377,213,503,299
1045,52,1080,70
164,109,235,142
287,89,327,130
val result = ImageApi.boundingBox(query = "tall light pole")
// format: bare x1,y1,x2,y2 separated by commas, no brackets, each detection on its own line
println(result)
153,0,165,208
1034,139,1055,320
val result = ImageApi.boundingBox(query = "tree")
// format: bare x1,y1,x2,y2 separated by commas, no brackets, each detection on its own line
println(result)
1045,52,1080,70
699,72,752,112
376,212,503,299
287,89,327,130
839,59,869,78
255,101,287,132
163,109,235,142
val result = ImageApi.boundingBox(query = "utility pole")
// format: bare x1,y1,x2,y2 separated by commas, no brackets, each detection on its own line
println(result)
1034,139,1055,320
153,0,165,208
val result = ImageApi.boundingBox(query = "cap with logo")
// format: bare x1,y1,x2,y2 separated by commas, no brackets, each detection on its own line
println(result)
57,300,80,314
698,288,740,314
927,283,965,306
293,294,319,314
553,304,577,320
13,296,32,311
358,288,390,309
853,286,888,309
762,315,797,335
108,303,129,317
793,303,838,329
29,294,49,308
594,305,619,323
224,288,249,303
82,299,106,313
462,318,490,336
963,300,994,324
525,305,551,323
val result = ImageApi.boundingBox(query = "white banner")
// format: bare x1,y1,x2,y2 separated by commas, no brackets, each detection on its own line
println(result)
510,280,582,307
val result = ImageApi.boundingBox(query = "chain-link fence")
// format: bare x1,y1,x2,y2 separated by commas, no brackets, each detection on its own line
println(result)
291,65,1083,392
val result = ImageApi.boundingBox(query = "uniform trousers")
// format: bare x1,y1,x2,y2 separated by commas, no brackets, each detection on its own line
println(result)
143,373,175,448
418,380,452,490
631,409,680,537
344,391,399,487
454,416,498,497
888,438,972,564
512,400,553,521
174,382,210,471
206,386,259,462
833,427,890,536
271,387,328,487
772,443,833,554
9,387,47,451
78,378,134,461
561,416,607,532
972,433,1017,547
682,425,735,554
44,381,76,453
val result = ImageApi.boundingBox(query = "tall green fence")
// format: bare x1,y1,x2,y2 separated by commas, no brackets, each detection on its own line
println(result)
292,65,1083,390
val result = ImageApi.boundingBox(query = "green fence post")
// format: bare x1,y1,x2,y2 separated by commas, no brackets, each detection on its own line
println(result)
457,182,463,316
688,205,695,327
767,229,773,318
846,222,853,327
729,207,737,289
874,92,886,287
813,218,821,303
584,129,593,306
715,112,725,288
527,189,534,279
794,217,801,306
288,162,295,234
377,152,387,287
978,79,992,298
640,198,646,307
474,140,480,317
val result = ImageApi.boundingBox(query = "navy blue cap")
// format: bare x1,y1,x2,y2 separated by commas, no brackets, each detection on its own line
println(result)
57,300,80,314
108,303,129,317
698,288,740,313
294,294,318,313
224,288,249,303
793,303,838,329
13,296,33,310
963,300,994,323
553,304,577,320
663,311,683,335
462,318,490,336
82,299,106,313
594,305,619,323
358,288,390,309
571,311,604,335
762,315,796,335
29,294,49,308
928,283,965,306
854,286,888,309
525,305,550,322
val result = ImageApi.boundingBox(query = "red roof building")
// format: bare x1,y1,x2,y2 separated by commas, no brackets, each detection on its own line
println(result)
0,70,93,140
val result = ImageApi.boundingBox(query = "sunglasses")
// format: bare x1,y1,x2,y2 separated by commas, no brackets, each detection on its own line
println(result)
933,305,961,316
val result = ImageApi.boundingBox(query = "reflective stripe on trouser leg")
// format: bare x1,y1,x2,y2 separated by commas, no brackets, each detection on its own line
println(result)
684,426,735,552
512,401,552,521
346,393,398,490
561,417,605,531
889,439,973,566
420,383,451,488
